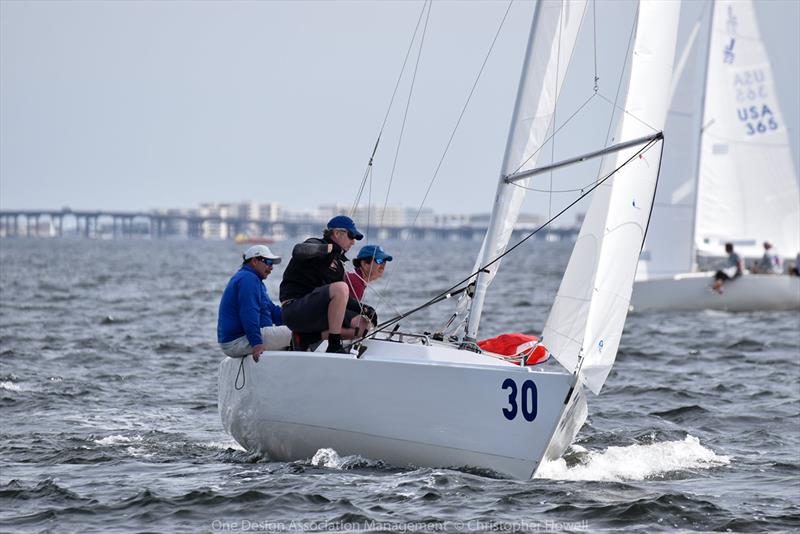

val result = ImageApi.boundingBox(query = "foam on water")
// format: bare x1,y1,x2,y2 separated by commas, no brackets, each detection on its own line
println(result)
310,448,381,470
202,440,246,452
535,435,730,481
93,434,143,446
125,446,155,459
311,448,342,468
0,381,24,392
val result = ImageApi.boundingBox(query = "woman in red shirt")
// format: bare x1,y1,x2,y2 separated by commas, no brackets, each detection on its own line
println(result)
345,244,393,301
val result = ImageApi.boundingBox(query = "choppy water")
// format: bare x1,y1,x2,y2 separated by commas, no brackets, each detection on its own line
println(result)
1,238,798,533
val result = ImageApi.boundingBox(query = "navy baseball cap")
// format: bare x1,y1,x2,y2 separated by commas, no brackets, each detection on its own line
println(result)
356,244,393,264
327,215,364,240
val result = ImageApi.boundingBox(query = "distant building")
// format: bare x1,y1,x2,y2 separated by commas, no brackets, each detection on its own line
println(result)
436,213,471,228
199,203,230,240
259,202,281,222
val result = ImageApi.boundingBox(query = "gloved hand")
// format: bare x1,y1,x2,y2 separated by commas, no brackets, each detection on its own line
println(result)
360,304,378,326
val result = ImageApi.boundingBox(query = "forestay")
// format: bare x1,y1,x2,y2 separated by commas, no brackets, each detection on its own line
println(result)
462,0,589,340
694,0,799,259
542,1,680,394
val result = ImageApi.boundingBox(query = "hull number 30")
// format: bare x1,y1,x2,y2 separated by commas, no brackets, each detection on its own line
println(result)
501,378,538,421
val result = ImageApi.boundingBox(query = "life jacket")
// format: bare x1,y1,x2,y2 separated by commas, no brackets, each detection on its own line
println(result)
477,333,549,366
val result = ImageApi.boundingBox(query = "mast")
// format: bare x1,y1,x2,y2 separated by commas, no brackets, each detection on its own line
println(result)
464,3,542,343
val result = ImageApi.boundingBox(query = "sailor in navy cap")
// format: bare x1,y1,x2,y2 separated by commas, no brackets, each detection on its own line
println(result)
279,215,371,353
346,244,393,301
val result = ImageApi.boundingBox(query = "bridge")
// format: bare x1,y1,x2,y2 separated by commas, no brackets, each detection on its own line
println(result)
0,208,578,241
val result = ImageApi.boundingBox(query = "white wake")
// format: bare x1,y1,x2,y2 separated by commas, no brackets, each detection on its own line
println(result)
535,435,730,481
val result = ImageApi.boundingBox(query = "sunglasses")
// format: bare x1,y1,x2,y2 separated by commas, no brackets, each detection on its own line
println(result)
258,257,274,266
361,257,386,265
335,228,358,240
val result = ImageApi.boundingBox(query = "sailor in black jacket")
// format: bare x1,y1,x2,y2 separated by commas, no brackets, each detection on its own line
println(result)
279,215,371,353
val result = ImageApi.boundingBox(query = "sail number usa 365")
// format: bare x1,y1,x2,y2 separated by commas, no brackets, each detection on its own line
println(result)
501,378,538,421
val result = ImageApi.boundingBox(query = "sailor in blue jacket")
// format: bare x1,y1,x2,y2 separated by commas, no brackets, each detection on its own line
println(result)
217,245,291,362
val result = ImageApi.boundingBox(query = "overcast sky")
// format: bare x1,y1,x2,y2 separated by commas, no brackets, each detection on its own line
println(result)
1,0,798,218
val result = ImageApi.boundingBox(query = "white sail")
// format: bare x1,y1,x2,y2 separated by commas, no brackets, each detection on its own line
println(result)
463,0,588,340
542,0,680,394
637,14,705,280
694,0,800,259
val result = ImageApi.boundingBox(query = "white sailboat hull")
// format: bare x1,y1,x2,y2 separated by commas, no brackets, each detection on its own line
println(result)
218,339,586,480
631,272,800,312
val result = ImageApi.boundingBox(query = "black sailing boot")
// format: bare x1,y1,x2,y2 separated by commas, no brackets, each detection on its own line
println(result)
326,333,348,354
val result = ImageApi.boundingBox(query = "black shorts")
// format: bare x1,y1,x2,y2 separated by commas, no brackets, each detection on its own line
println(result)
714,270,730,281
283,284,359,333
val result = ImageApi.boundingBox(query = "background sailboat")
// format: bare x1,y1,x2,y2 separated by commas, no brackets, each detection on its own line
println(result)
632,0,800,312
218,0,679,480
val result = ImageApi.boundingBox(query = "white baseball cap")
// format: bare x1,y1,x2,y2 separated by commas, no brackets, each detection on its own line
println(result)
243,245,281,264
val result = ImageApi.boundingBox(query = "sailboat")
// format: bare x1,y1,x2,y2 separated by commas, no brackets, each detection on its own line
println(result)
631,0,800,312
218,0,679,480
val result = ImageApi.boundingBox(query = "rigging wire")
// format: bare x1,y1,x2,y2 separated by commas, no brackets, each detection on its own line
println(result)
406,0,515,224
507,92,596,178
379,0,433,228
592,0,599,93
595,92,660,136
600,1,640,147
351,1,430,215
373,0,515,310
507,178,606,194
360,135,664,341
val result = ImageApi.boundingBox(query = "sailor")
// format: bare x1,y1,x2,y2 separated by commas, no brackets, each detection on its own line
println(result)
217,245,291,362
712,242,743,294
344,244,393,326
279,215,372,353
751,241,782,274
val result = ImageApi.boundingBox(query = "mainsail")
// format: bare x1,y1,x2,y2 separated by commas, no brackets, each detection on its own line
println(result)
542,0,680,394
694,0,800,259
461,0,588,340
640,0,799,277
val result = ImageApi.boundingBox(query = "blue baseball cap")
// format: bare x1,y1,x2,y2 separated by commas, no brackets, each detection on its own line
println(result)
327,215,364,240
356,244,393,264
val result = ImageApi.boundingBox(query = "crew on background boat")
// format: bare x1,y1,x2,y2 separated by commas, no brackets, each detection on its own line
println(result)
279,215,371,353
750,241,782,274
345,244,393,327
217,245,291,362
712,242,743,294
790,253,800,276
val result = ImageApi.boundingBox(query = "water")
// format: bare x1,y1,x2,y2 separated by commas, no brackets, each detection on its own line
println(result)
1,238,798,533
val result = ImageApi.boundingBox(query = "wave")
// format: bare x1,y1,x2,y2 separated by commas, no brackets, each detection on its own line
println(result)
535,435,730,482
200,440,246,452
0,478,93,503
651,404,709,423
0,380,36,393
92,434,144,446
0,381,24,392
309,448,387,471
